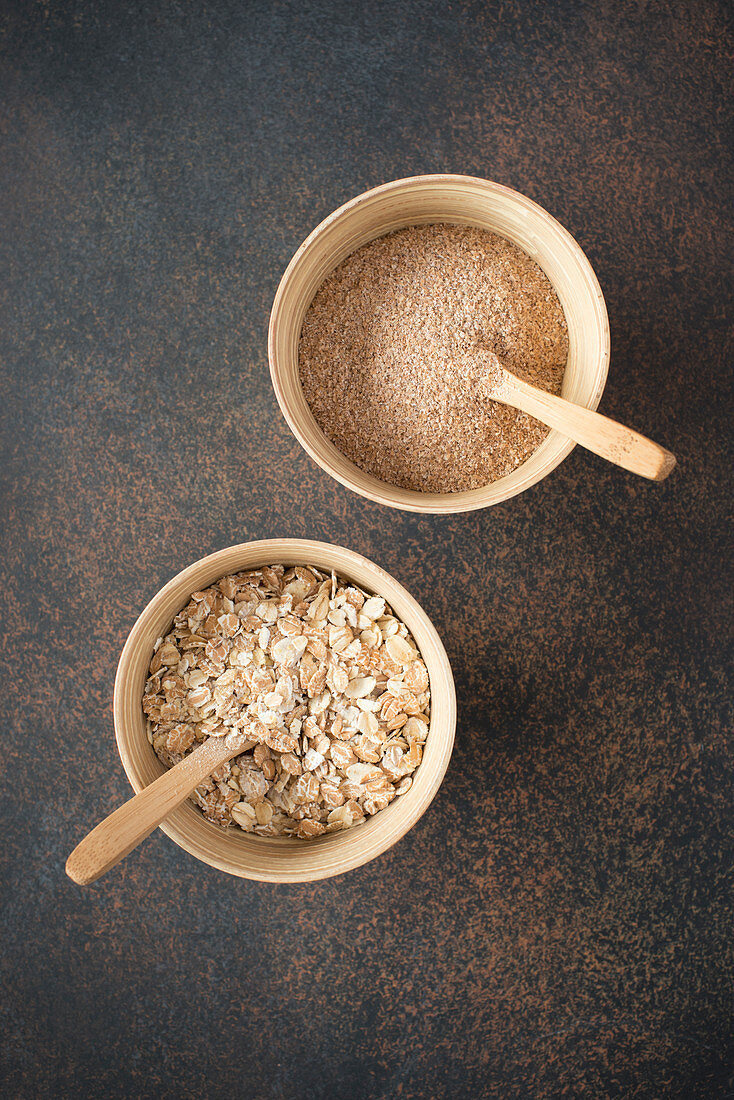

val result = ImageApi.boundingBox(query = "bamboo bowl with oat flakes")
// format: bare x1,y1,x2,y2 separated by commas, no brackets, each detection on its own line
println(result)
268,174,611,513
113,540,456,882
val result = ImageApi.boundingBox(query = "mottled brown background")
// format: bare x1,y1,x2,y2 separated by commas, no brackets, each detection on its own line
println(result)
1,1,732,1097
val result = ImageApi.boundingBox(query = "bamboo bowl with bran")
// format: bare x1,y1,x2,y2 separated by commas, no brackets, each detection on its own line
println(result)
268,174,610,513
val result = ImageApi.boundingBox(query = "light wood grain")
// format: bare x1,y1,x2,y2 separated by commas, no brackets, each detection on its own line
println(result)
488,362,676,481
268,174,611,513
68,540,456,884
66,736,241,885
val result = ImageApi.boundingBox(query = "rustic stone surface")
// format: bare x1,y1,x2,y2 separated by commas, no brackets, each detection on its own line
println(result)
0,1,732,1097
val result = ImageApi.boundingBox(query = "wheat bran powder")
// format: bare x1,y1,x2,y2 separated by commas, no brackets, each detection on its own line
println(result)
298,223,570,493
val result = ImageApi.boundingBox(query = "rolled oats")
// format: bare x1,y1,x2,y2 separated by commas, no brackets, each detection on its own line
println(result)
143,565,430,838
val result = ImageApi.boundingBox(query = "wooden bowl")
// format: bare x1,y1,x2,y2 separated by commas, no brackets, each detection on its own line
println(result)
113,540,456,882
269,174,610,513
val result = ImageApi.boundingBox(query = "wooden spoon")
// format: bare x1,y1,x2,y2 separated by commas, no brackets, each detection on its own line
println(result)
482,353,676,481
66,732,249,885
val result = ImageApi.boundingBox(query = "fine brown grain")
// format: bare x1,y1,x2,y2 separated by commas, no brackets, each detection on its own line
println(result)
298,223,570,492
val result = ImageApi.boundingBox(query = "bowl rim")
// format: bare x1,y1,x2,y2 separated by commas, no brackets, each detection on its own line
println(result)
268,172,611,514
113,539,457,882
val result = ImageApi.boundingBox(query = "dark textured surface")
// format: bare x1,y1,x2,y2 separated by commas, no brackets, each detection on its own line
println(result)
1,1,732,1097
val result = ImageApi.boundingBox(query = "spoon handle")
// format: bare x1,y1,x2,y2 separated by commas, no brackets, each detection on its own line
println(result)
496,370,676,481
65,736,236,885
